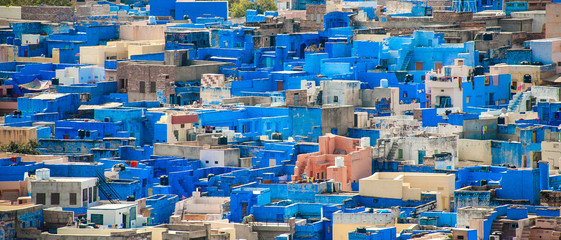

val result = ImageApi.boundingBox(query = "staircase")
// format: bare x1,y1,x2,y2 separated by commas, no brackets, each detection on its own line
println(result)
520,227,530,240
95,170,121,204
507,91,530,112
399,51,413,71
490,220,503,234
386,141,399,160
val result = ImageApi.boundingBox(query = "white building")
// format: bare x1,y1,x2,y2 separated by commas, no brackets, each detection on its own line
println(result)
200,148,241,168
31,170,99,208
55,65,106,85
87,203,147,228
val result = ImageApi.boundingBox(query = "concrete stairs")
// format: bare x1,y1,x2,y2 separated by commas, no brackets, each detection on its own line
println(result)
399,51,413,71
507,91,530,112
520,227,530,240
490,220,503,235
387,141,399,160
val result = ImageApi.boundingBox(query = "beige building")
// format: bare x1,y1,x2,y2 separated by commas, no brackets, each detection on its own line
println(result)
0,127,38,146
490,64,555,91
359,172,455,211
546,3,561,38
120,23,166,41
80,40,165,66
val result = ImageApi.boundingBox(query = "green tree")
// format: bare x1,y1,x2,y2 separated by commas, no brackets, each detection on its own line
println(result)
229,0,277,18
0,140,41,155
254,0,276,13
230,0,254,18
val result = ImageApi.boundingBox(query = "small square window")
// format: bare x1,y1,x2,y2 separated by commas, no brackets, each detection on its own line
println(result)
215,161,218,164
51,193,60,205
69,193,77,205
334,96,339,103
36,193,46,205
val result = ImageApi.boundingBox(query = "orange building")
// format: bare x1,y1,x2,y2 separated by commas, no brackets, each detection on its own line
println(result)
292,134,372,191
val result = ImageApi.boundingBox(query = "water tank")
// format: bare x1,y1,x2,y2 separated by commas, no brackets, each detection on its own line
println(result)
523,74,532,83
473,66,484,76
360,137,370,148
13,110,22,118
113,163,126,172
126,195,136,202
272,133,283,140
78,129,86,139
405,74,413,83
160,175,169,186
218,136,228,145
380,79,389,88
335,157,345,168
36,168,50,180
148,16,156,25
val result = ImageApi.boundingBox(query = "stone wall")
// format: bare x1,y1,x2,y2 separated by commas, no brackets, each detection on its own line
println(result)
21,6,75,23
43,209,74,230
432,11,473,23
540,190,561,207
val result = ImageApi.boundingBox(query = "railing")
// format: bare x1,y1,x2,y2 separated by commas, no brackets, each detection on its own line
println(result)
95,170,121,204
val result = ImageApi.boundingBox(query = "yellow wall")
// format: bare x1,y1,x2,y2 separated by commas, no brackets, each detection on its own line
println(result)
0,127,37,146
359,172,455,211
80,40,165,65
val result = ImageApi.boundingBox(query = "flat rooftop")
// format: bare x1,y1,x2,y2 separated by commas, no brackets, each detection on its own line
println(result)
88,203,136,210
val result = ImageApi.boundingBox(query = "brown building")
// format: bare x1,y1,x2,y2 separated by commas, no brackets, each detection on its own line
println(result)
115,50,232,103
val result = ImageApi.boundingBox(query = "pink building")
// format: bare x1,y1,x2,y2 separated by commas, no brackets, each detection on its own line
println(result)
292,134,372,191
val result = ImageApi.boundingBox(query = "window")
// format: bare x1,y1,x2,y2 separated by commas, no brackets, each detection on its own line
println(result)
91,214,104,225
403,92,408,98
139,81,146,93
294,93,299,105
150,82,156,93
51,193,60,205
466,96,470,104
36,193,46,205
69,193,77,205
215,161,218,164
458,236,464,240
205,160,209,164
334,96,339,103
89,187,93,203
93,186,98,202
83,189,88,201
181,124,185,128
